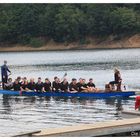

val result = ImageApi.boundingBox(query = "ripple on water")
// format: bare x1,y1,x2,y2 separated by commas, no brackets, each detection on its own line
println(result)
0,94,135,136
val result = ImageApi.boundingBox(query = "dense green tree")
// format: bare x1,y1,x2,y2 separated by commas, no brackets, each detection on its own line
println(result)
54,5,86,42
82,4,115,36
0,4,139,45
38,5,59,38
110,7,138,34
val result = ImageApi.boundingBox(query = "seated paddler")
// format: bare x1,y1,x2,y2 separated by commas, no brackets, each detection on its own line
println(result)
26,78,36,91
69,78,78,93
35,77,44,92
4,78,13,90
43,78,52,92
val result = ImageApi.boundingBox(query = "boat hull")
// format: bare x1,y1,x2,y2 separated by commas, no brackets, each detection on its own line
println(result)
0,90,135,98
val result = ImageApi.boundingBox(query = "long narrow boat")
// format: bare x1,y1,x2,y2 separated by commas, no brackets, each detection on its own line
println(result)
0,89,135,98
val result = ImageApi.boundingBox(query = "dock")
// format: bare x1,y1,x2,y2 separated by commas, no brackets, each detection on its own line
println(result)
14,117,140,137
122,110,140,119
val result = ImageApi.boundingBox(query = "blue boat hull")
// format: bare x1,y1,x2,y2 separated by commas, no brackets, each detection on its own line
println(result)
0,89,135,98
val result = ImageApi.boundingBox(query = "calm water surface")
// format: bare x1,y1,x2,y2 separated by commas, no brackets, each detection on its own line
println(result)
0,49,139,136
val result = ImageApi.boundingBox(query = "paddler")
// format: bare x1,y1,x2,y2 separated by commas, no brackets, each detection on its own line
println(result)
77,78,84,92
13,79,21,91
87,78,96,88
77,78,89,92
87,78,98,92
52,76,61,92
35,77,44,92
26,78,36,91
109,68,122,91
17,76,22,85
60,78,69,92
1,60,11,89
80,79,88,92
69,78,78,93
21,77,28,90
43,78,52,92
4,78,13,90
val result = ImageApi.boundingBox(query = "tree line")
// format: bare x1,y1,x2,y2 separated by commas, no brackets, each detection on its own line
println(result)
0,4,140,47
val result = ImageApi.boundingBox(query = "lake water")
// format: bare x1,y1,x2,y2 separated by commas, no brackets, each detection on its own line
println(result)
0,49,139,136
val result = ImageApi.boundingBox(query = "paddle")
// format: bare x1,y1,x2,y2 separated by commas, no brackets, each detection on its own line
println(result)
61,72,67,81
63,72,67,78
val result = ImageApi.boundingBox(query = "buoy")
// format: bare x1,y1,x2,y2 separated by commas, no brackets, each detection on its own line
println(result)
135,96,140,110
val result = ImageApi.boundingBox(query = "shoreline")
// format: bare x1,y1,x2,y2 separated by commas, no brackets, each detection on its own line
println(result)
0,34,140,52
0,46,140,53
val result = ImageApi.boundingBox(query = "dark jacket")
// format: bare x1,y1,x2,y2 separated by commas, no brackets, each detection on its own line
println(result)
61,81,69,92
52,81,61,92
27,82,36,90
1,64,11,76
35,82,44,92
69,82,78,91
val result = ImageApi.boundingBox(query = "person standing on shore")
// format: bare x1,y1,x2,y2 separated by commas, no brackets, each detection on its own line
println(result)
1,60,11,89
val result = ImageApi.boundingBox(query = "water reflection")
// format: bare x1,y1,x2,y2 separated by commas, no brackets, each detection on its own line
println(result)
0,94,134,136
1,95,125,112
116,98,123,111
104,98,116,106
23,97,36,104
2,95,12,114
115,99,123,120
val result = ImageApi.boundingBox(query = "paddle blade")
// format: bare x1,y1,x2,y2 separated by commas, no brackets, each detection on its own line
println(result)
64,72,67,77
